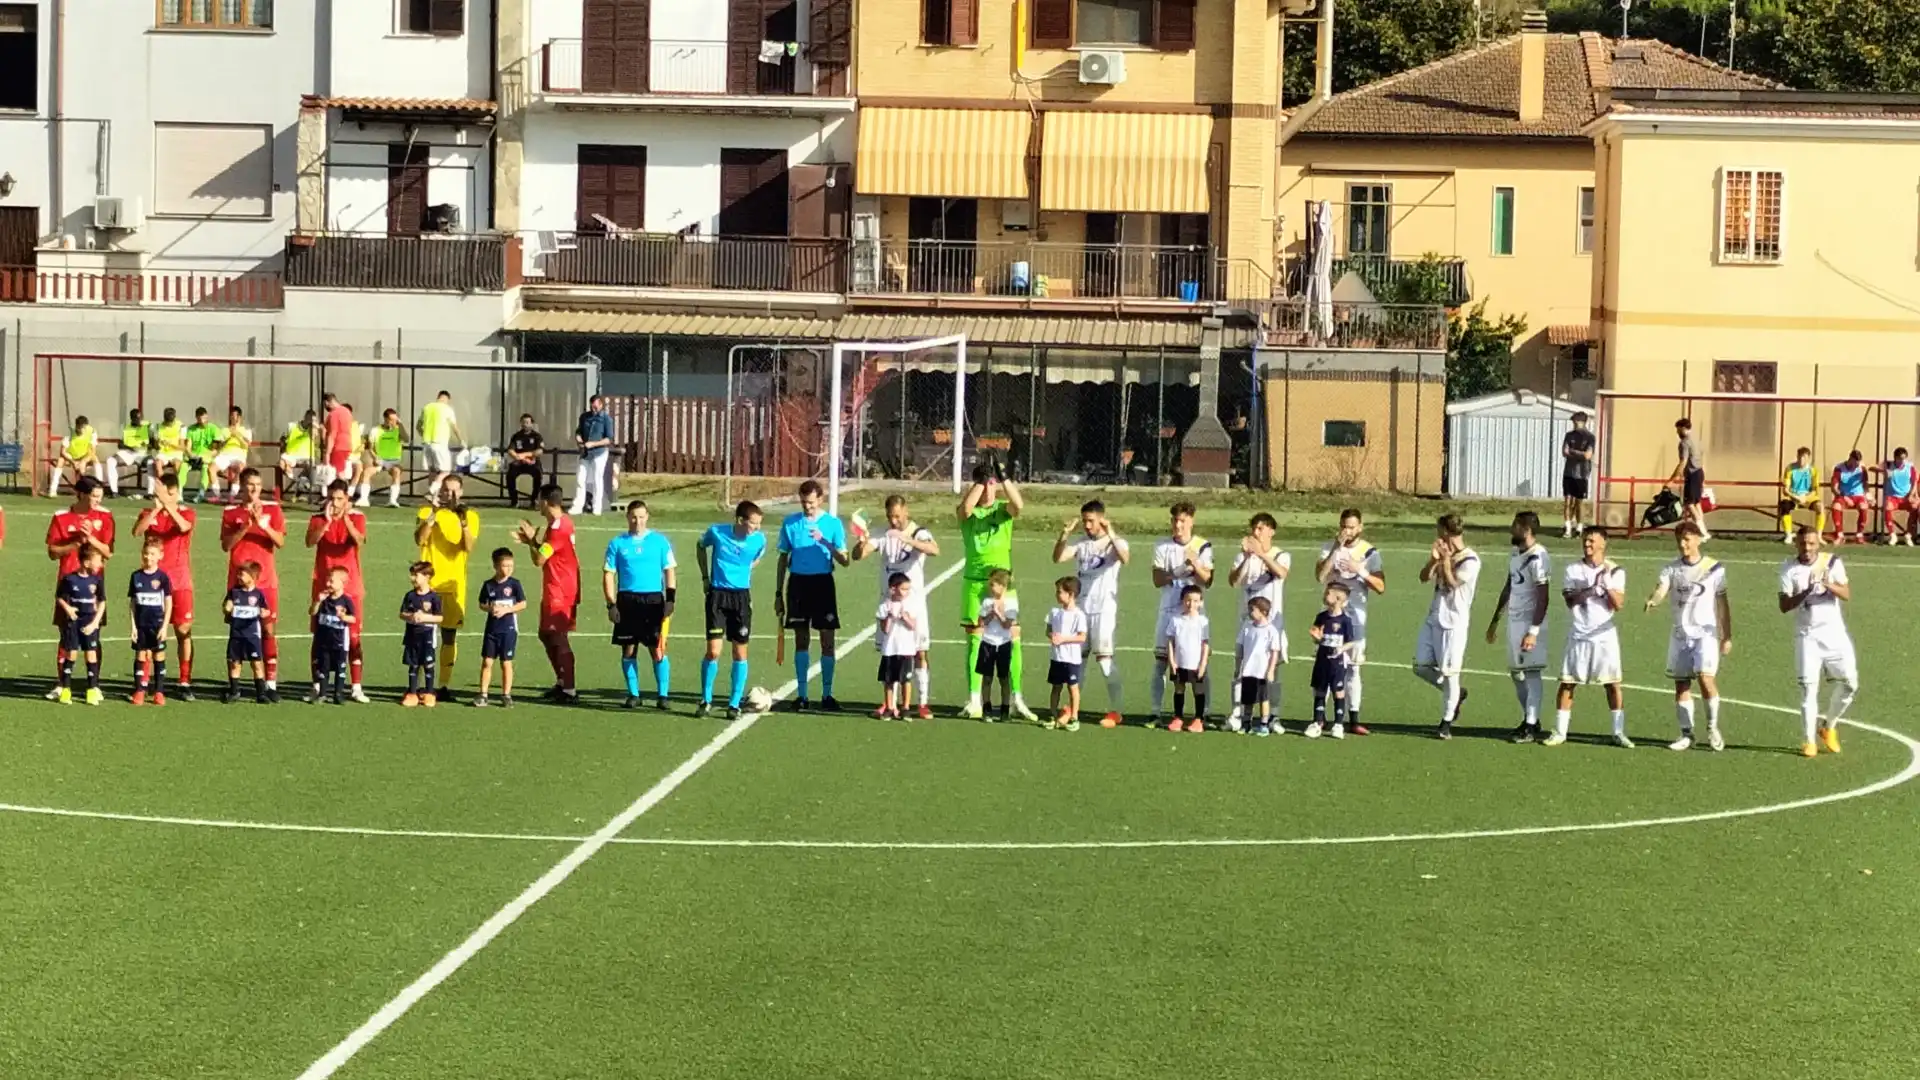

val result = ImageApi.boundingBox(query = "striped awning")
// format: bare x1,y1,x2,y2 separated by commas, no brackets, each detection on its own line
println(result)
1547,323,1595,347
1040,112,1212,214
856,108,1032,200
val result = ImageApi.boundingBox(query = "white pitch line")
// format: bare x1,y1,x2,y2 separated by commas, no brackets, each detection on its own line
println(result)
291,557,966,1080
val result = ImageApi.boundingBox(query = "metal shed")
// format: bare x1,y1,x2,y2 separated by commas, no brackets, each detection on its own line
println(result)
1445,390,1588,499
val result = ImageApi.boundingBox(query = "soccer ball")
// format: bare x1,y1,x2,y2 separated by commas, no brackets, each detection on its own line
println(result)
746,686,774,713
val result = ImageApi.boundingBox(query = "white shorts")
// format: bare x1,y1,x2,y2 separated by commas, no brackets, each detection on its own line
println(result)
1086,607,1118,658
1561,633,1623,686
115,448,149,466
376,457,404,469
424,443,453,472
1414,619,1468,677
1666,633,1720,680
1507,621,1547,673
280,451,312,466
213,450,249,471
1794,630,1858,687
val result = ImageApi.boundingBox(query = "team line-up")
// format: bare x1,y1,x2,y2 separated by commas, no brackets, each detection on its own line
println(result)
22,455,1862,759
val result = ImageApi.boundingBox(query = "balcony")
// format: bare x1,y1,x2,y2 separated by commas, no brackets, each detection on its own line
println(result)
1283,255,1470,308
1247,299,1448,351
537,38,853,111
0,266,284,310
535,233,849,296
284,232,521,293
852,240,1217,309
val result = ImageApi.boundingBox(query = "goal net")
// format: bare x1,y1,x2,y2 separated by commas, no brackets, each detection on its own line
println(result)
827,334,969,516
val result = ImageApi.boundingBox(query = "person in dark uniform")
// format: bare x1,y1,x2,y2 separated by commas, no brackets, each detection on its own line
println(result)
400,560,445,707
308,566,356,705
1305,583,1357,739
224,561,269,704
476,547,528,708
56,547,108,706
127,537,175,706
504,414,545,509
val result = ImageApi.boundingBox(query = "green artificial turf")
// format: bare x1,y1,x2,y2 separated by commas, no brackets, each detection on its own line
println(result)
0,490,1915,1079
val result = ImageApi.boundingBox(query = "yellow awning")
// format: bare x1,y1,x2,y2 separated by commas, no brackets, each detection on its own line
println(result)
856,107,1031,200
1041,112,1213,214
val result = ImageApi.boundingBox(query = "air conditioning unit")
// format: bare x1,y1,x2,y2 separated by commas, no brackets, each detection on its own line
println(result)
93,195,144,231
1078,50,1127,85
1000,201,1032,232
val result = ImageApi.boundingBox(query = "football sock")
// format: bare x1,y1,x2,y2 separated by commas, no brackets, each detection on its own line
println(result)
1192,686,1208,718
408,667,422,694
653,656,670,698
700,658,719,704
58,658,73,688
1100,656,1123,713
46,466,60,498
1511,674,1528,711
1333,693,1348,726
1441,673,1461,722
254,677,266,698
914,663,930,706
154,658,166,691
180,652,193,685
1800,682,1819,742
1610,709,1627,736
1173,686,1187,716
794,649,812,701
1150,659,1167,712
86,658,100,690
1524,672,1543,725
136,658,151,694
349,642,364,686
1827,682,1856,725
437,639,456,690
1007,639,1024,698
1676,697,1695,734
105,467,119,495
967,637,983,698
621,657,640,697
729,659,748,709
1313,694,1327,725
1554,708,1572,739
1705,695,1721,732
821,655,837,697
559,649,576,690
1347,668,1366,713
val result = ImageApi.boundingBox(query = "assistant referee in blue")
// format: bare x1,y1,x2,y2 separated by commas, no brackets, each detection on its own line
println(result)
604,498,677,709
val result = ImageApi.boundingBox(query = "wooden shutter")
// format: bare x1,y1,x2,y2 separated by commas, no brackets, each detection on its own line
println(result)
613,0,650,93
720,148,788,236
1030,0,1072,48
1153,0,1195,51
387,144,429,236
578,145,645,231
405,0,430,33
949,0,978,45
788,164,828,237
824,164,852,237
428,0,464,34
0,206,36,267
807,0,852,78
582,0,615,92
728,0,759,95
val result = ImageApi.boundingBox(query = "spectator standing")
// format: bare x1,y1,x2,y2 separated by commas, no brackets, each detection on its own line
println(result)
418,391,464,504
505,414,545,509
1667,417,1710,540
1561,411,1596,538
571,396,615,515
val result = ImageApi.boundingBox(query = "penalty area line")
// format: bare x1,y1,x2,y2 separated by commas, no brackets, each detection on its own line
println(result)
291,557,966,1080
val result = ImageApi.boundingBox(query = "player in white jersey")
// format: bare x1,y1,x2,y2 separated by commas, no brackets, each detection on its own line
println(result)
1052,499,1131,726
1226,511,1289,732
1315,508,1386,735
853,495,940,718
1149,501,1214,723
1549,526,1631,748
1778,526,1857,758
1484,511,1551,743
1413,514,1480,739
1643,520,1731,752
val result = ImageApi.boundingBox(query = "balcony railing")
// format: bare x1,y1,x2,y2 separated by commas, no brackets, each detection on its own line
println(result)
538,233,849,294
540,37,825,98
0,266,284,310
853,240,1216,303
1283,254,1470,307
284,232,519,292
1249,299,1448,351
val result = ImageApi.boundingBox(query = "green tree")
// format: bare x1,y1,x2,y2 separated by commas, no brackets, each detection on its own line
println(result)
1284,0,1480,101
1445,301,1527,401
1765,0,1920,90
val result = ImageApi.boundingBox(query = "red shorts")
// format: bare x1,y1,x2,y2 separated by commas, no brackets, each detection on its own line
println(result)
171,590,195,628
1891,495,1920,512
540,599,579,635
328,451,352,473
259,585,280,623
1832,495,1868,509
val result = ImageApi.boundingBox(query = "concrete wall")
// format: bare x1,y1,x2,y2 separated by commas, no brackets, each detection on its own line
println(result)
323,120,491,233
331,0,493,101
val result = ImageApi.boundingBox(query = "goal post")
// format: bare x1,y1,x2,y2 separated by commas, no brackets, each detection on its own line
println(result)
827,334,969,517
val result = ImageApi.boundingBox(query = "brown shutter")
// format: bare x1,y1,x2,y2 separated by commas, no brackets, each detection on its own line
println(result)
405,0,431,33
0,206,36,267
728,0,759,94
807,0,852,91
824,164,852,237
582,0,615,92
1153,0,1196,51
1030,0,1072,48
387,144,429,235
613,0,650,93
788,164,828,237
578,145,646,231
428,0,463,34
949,0,978,45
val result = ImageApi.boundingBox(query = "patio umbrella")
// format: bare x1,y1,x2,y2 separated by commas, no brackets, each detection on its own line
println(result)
1308,200,1335,344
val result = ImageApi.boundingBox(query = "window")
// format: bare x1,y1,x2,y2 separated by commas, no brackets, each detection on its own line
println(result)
400,0,463,35
1347,184,1390,257
152,123,272,217
921,0,978,45
577,144,646,232
1711,360,1778,455
1719,168,1783,264
1029,0,1193,50
1076,0,1153,45
0,5,33,112
1577,186,1595,254
156,0,272,29
1491,186,1516,256
1323,420,1367,448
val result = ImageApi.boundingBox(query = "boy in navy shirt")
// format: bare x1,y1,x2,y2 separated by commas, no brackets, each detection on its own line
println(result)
1305,583,1358,739
400,560,445,707
309,566,356,705
55,547,108,705
476,547,527,708
127,537,175,706
224,561,269,703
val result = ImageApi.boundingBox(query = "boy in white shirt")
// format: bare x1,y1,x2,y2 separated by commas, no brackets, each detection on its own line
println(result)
973,568,1018,723
1778,527,1857,757
1644,520,1731,752
854,495,940,718
1413,513,1481,740
1485,511,1551,743
1315,509,1386,734
1045,576,1089,731
1551,526,1631,748
1150,501,1214,722
1227,511,1289,732
875,573,920,721
1163,584,1211,732
1053,499,1130,726
1237,595,1285,736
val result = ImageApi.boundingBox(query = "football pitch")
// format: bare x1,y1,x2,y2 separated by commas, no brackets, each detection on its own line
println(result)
2,488,1918,1079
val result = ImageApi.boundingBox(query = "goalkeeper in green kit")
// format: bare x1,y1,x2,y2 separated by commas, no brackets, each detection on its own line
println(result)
184,407,223,502
958,456,1037,720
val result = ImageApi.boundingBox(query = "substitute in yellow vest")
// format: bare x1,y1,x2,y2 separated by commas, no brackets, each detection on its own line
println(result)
49,414,101,497
367,409,407,508
417,390,464,505
280,409,320,501
111,408,155,498
212,406,253,500
153,408,188,489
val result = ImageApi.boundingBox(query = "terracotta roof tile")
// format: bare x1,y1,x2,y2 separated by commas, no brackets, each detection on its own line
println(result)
303,95,497,115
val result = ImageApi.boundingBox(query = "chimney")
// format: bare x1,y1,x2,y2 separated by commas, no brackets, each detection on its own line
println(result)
1519,8,1548,123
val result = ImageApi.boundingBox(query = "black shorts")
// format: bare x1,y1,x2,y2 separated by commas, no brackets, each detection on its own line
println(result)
784,573,839,631
1238,676,1269,706
705,587,752,644
1048,660,1082,687
1683,467,1705,506
878,653,915,684
1563,475,1589,501
228,635,264,663
482,629,518,660
975,640,1012,678
1311,657,1350,693
402,632,437,668
1172,667,1204,686
62,623,101,653
613,591,667,650
132,624,168,653
311,646,347,676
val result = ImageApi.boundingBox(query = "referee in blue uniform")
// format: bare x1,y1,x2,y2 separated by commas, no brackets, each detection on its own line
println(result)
696,500,767,719
774,480,850,711
604,498,677,709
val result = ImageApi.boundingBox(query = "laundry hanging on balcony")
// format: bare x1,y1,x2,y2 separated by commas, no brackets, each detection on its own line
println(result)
759,41,799,63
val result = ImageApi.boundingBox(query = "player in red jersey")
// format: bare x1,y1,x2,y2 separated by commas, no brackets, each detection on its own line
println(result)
514,483,580,702
306,478,370,701
45,476,115,696
132,471,198,700
221,467,287,701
